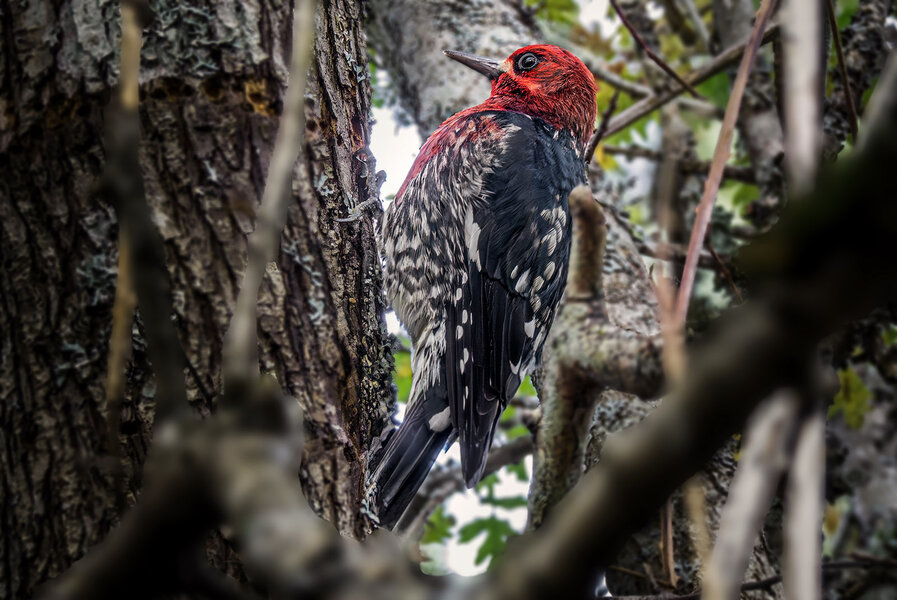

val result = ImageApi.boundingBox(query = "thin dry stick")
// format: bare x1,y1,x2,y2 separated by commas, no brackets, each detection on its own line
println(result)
783,409,825,600
102,2,142,500
223,0,317,385
608,0,704,98
603,24,780,138
783,0,823,193
673,0,779,326
825,0,859,142
585,88,621,165
705,233,743,302
701,392,800,600
603,145,756,182
679,0,712,50
104,233,136,500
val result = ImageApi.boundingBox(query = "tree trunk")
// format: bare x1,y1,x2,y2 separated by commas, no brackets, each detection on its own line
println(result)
0,1,389,597
366,0,540,137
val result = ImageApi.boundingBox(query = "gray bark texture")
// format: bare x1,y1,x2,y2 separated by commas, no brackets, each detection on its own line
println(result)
822,0,895,157
366,0,540,137
0,1,391,597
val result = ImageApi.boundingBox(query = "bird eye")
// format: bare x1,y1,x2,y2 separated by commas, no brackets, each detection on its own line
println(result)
516,52,540,72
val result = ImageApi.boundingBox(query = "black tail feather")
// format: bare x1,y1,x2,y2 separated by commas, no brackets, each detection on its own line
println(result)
368,409,453,530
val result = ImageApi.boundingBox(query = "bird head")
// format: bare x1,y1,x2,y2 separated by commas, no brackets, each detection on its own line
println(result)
445,44,598,148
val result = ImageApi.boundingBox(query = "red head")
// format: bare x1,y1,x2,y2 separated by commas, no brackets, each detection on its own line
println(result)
445,44,598,148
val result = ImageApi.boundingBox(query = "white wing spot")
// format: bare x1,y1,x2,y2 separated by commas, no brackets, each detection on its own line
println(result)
428,407,451,431
462,310,469,324
515,269,531,293
456,325,463,340
524,319,536,337
533,276,544,292
544,261,556,280
455,287,463,301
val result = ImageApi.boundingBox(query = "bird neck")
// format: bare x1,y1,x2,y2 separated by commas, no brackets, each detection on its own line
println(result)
478,91,595,149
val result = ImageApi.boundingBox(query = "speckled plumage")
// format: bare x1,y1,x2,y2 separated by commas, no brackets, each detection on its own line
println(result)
368,45,597,529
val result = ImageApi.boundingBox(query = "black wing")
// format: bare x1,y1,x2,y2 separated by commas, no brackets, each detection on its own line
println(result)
444,112,584,486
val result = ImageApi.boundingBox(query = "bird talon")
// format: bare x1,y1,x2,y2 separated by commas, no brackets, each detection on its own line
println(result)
335,198,379,223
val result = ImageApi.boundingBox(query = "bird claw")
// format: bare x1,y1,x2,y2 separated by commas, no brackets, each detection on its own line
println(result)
335,198,379,223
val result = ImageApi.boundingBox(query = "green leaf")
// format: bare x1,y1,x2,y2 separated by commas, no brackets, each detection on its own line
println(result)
836,0,859,29
882,324,897,347
696,72,732,110
828,367,871,429
458,516,518,567
504,424,531,440
393,350,412,403
475,473,500,494
524,0,579,25
517,375,537,397
500,405,517,423
506,460,529,482
482,495,528,509
421,505,455,544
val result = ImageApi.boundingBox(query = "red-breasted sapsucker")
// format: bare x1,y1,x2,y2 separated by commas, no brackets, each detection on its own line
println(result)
367,44,598,529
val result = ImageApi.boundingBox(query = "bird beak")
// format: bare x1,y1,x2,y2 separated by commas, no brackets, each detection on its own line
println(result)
443,50,504,81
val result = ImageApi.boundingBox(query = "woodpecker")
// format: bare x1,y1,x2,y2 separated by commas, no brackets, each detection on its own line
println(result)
368,44,597,529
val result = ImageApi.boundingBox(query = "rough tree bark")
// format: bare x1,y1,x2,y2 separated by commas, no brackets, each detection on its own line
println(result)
0,1,390,597
366,0,539,137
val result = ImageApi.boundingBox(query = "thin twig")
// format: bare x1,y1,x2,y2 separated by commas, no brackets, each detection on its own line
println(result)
104,231,136,507
603,144,756,182
103,0,188,424
825,0,859,142
223,0,317,386
673,0,779,326
705,233,743,302
783,0,823,193
678,0,712,51
603,24,780,138
783,408,826,600
701,391,799,600
585,88,621,165
608,0,704,98
586,60,722,116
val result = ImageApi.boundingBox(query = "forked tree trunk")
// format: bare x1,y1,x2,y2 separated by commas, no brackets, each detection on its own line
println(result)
0,1,390,597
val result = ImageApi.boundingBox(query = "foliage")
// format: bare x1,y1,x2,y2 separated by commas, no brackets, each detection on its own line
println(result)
422,505,456,544
828,367,872,429
525,0,579,27
458,516,518,568
393,348,412,403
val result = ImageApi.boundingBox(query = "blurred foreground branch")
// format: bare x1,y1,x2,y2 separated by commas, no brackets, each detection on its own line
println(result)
223,0,317,386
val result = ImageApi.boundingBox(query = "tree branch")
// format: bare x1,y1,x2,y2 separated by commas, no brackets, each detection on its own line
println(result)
603,24,781,139
101,0,187,425
608,0,704,98
603,144,757,183
394,436,535,540
700,391,799,600
674,0,779,326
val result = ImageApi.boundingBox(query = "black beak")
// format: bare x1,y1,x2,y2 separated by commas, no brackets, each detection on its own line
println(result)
444,50,504,81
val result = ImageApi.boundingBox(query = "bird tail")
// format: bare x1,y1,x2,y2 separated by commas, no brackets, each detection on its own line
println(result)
366,385,453,530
